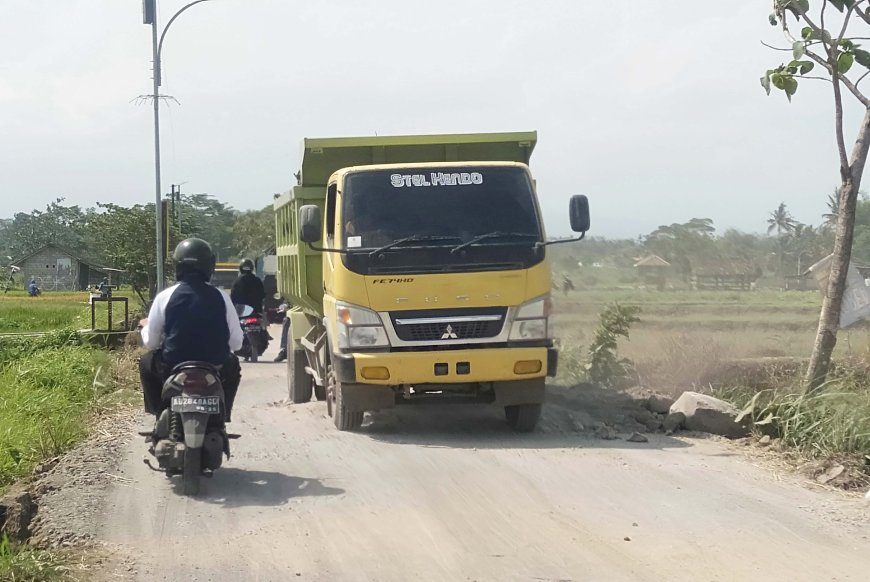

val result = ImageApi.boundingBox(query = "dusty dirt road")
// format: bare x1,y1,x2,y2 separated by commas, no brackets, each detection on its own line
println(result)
90,335,870,581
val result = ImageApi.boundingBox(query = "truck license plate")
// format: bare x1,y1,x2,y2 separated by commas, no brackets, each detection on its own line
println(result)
170,396,220,414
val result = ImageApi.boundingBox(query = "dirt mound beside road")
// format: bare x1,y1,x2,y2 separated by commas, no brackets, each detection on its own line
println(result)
544,383,668,436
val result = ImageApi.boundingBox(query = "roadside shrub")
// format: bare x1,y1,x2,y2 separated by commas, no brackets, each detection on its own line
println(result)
584,303,641,388
554,335,586,383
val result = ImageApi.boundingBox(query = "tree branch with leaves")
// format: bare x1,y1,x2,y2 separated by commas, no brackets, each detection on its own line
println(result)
764,0,870,388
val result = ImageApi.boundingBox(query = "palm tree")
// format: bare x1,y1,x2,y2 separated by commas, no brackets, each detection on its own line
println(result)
768,202,797,276
822,190,839,229
767,202,797,236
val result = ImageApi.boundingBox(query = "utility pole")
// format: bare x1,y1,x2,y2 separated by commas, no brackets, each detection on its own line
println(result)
144,0,164,291
142,0,214,293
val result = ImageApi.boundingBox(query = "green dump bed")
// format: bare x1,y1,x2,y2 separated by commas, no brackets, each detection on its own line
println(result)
274,131,538,316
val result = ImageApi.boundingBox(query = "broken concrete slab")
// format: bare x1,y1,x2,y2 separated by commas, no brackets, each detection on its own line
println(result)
669,392,750,439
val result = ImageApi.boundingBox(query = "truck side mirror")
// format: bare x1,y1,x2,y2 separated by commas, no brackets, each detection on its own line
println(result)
569,195,590,233
299,205,322,243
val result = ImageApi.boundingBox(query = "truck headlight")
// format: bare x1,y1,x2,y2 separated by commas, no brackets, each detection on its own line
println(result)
336,302,390,349
509,295,552,341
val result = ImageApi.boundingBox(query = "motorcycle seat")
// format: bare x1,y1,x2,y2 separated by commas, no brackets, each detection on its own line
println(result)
170,361,222,374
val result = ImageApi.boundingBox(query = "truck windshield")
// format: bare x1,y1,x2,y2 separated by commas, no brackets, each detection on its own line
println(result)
341,166,544,275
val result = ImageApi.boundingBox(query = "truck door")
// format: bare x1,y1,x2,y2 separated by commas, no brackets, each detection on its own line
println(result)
324,182,338,295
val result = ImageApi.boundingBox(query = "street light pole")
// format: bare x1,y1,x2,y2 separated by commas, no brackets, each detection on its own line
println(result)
149,5,164,292
143,0,214,293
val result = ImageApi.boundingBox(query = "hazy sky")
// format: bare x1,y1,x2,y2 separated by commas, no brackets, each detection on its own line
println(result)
0,1,865,238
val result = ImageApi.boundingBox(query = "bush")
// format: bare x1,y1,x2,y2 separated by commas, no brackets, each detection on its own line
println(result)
554,335,586,383
584,303,641,387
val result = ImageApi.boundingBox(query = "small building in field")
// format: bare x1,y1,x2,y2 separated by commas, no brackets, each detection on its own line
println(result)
691,257,761,291
634,255,671,289
12,244,111,292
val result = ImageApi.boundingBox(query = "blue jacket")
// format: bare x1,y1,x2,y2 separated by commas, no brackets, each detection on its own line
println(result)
142,275,243,367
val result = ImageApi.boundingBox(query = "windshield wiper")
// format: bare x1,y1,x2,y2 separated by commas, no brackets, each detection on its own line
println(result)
368,235,461,257
450,232,539,254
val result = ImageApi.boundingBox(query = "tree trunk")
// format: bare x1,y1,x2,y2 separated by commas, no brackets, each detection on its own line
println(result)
805,108,870,389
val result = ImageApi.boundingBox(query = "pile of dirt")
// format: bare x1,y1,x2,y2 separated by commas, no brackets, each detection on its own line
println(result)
545,383,870,493
543,383,670,437
0,485,36,541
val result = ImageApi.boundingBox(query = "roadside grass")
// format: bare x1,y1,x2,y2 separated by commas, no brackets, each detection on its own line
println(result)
0,295,84,333
720,367,870,461
0,289,141,579
0,331,115,490
0,292,134,333
0,534,68,582
0,329,139,581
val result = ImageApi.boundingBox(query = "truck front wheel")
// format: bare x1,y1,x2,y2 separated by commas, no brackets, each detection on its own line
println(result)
327,367,363,431
288,348,313,403
505,403,542,433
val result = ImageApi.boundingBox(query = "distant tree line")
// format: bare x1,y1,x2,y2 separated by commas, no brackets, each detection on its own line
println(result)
0,197,274,298
550,194,870,283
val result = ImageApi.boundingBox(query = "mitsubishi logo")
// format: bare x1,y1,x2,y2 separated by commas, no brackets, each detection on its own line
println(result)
441,325,459,340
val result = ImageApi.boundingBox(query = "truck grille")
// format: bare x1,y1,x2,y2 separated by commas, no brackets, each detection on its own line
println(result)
390,307,506,342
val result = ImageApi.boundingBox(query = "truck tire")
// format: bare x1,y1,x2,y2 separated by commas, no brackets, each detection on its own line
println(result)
288,349,313,403
328,367,363,431
505,403,542,433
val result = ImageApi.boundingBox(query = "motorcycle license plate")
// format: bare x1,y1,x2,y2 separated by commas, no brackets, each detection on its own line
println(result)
170,396,220,414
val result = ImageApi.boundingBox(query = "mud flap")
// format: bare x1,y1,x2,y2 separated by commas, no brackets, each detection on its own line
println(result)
339,383,395,413
492,378,546,407
181,413,209,449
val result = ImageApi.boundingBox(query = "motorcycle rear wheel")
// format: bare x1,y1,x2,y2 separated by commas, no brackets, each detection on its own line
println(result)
182,446,201,496
247,332,259,363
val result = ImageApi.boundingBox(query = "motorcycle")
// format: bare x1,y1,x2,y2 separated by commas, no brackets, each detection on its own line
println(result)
235,304,270,362
143,362,234,496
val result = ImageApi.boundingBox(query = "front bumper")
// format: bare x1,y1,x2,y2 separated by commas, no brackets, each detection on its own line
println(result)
333,346,558,385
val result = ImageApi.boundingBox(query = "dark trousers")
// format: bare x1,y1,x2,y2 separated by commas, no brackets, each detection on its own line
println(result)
139,350,241,421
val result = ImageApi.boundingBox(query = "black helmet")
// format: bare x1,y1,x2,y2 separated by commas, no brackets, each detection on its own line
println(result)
239,258,255,274
173,238,216,281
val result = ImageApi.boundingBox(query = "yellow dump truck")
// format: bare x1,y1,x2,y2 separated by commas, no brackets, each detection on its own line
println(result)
274,132,589,431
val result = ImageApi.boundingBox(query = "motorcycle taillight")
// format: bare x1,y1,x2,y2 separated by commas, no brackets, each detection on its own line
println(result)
177,372,214,394
243,317,259,325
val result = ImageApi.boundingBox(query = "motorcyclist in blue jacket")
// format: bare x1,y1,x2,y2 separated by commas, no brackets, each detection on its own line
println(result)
139,238,244,421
